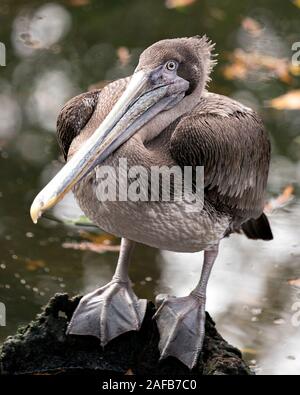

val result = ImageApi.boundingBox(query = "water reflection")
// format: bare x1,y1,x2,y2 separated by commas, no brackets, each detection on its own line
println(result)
159,201,300,374
0,0,300,375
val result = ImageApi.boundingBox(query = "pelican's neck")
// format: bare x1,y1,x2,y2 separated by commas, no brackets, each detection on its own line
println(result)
136,84,205,143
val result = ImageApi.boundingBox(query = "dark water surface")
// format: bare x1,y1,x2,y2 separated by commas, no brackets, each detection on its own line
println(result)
0,0,300,374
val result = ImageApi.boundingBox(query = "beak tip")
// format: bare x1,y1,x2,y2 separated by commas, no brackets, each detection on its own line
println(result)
30,210,39,224
30,201,42,224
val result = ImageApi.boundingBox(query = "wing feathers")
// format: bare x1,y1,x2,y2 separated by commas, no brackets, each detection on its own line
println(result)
56,89,100,160
170,105,271,223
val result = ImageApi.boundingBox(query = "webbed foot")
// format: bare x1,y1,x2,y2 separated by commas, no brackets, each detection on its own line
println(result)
154,293,206,369
67,280,147,346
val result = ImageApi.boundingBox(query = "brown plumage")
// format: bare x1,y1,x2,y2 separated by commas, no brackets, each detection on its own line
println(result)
57,86,272,240
37,36,273,368
57,89,100,160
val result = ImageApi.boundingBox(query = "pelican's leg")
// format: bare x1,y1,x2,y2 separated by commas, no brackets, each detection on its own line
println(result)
66,238,147,346
154,244,219,369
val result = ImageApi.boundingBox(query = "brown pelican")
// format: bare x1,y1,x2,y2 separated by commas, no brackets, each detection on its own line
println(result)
30,36,273,369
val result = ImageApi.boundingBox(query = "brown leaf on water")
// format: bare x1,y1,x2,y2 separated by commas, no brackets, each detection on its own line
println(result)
62,231,119,254
241,17,263,37
264,185,295,214
117,46,130,67
165,0,196,9
79,230,117,245
288,278,300,287
223,49,293,83
267,90,300,110
62,241,120,253
25,259,46,271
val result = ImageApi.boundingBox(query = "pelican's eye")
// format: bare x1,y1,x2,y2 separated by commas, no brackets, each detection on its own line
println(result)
165,60,178,71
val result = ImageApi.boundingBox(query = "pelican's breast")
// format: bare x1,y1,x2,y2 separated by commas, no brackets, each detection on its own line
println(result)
73,136,229,252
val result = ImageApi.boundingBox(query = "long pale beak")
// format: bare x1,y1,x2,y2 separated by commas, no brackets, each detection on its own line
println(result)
30,69,188,223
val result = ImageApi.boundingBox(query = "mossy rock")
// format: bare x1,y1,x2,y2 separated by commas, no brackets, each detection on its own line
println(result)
0,293,252,375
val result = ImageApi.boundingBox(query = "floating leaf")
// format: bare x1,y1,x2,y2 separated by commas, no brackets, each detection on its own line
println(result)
264,185,295,214
79,230,117,244
267,90,300,110
25,259,46,271
165,0,196,9
62,229,119,254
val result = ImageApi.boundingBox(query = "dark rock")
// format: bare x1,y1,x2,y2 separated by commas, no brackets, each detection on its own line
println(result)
0,293,252,375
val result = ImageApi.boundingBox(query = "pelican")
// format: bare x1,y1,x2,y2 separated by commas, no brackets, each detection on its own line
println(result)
30,36,273,369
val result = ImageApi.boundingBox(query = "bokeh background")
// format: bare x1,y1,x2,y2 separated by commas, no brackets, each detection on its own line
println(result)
0,0,300,374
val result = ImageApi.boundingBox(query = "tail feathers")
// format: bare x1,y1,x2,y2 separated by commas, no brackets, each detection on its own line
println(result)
242,213,273,241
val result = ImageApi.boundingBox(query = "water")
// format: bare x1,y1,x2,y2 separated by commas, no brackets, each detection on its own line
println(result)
0,0,300,375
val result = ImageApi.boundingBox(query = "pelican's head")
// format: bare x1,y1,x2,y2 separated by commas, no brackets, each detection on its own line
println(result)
136,35,216,95
30,36,216,223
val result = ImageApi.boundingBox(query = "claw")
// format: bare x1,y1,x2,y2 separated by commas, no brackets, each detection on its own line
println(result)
66,280,147,346
154,294,206,369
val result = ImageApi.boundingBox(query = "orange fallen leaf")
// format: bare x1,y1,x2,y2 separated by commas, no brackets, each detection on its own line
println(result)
267,90,300,110
25,259,46,271
288,278,300,287
165,0,196,9
264,185,295,214
79,230,117,244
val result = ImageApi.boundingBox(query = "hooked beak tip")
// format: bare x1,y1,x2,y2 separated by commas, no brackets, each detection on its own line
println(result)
30,207,40,224
30,193,63,224
30,200,42,224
